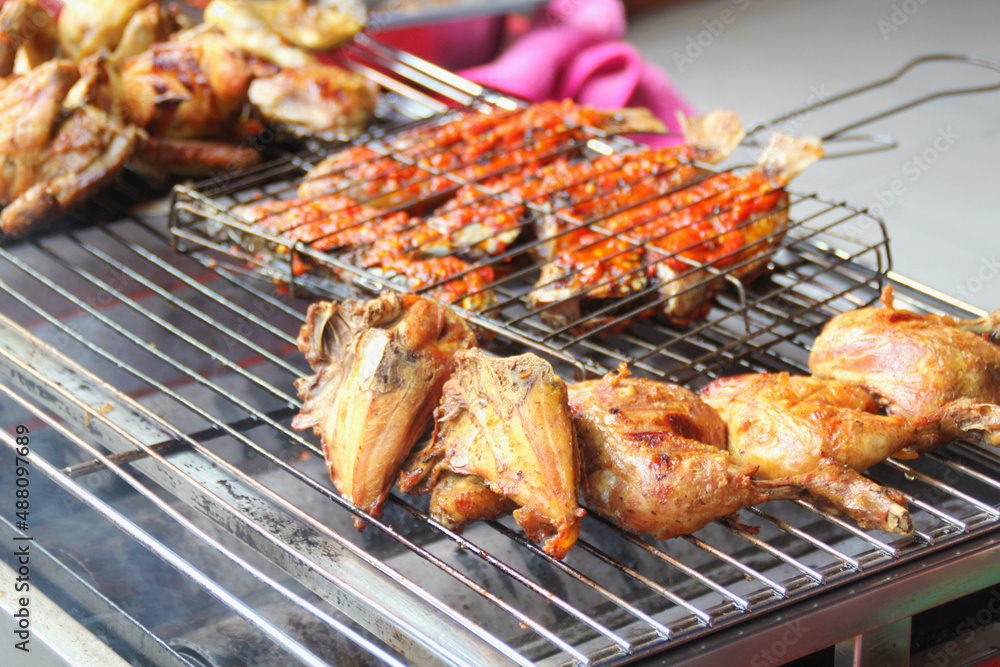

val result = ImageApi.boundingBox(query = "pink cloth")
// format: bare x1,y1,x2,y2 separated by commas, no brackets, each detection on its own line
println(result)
458,0,695,145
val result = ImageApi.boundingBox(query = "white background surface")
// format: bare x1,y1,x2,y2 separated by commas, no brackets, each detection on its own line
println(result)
628,0,1000,312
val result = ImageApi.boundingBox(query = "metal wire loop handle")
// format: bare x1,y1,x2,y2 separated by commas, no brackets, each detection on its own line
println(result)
746,53,1000,159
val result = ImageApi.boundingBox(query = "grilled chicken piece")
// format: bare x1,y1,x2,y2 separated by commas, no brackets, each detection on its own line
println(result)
297,101,666,206
119,27,254,140
425,471,517,531
205,0,365,67
0,58,140,236
810,286,1000,444
568,368,802,539
248,62,378,139
400,350,585,558
701,373,1000,533
57,0,182,65
0,0,57,76
291,293,477,529
118,27,262,174
529,131,822,328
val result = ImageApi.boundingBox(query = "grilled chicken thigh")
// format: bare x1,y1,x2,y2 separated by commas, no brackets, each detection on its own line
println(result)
292,292,477,529
400,350,585,559
702,373,1000,533
568,369,802,539
810,286,1000,439
0,57,139,235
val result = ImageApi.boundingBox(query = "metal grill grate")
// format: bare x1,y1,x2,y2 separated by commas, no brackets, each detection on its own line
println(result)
170,38,892,383
3,40,1000,666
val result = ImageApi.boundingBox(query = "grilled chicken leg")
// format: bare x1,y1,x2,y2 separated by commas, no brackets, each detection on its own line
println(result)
701,373,1000,533
568,368,802,539
292,292,477,529
810,286,1000,447
400,350,585,559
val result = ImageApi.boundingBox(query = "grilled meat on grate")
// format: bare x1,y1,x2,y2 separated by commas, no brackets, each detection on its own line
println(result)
292,292,477,529
297,100,666,207
400,350,585,559
568,367,804,540
700,372,1000,534
528,131,823,328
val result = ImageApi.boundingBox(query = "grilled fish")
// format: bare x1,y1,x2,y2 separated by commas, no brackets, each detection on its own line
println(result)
399,350,585,559
529,131,822,328
292,292,477,529
568,367,802,539
297,100,666,207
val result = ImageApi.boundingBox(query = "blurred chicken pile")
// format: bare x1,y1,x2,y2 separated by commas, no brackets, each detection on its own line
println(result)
0,0,376,235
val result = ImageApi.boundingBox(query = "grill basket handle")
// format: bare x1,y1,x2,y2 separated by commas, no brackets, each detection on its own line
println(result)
744,54,1000,159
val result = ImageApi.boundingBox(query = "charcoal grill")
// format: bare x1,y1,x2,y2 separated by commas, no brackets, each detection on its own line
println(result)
4,38,1000,666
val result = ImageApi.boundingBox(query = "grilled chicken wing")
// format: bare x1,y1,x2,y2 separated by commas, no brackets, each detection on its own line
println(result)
701,373,1000,533
248,62,377,139
568,368,802,539
810,286,1000,440
0,57,139,236
292,292,477,529
399,350,585,558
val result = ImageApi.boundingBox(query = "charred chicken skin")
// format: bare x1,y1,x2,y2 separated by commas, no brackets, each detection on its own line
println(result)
399,350,585,559
291,292,477,529
568,368,802,539
810,286,1000,444
701,372,1000,533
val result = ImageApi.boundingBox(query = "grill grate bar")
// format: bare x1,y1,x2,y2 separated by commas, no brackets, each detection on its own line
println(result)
385,499,631,659
928,451,1000,496
28,236,300,407
883,459,1000,520
0,385,409,667
572,540,714,627
793,500,899,559
680,535,788,598
0,248,577,663
744,507,862,571
73,232,303,377
588,515,751,613
487,520,675,643
717,520,827,585
61,406,301,478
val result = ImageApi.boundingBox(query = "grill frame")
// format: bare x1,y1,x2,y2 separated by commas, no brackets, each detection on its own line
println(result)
3,39,1000,667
